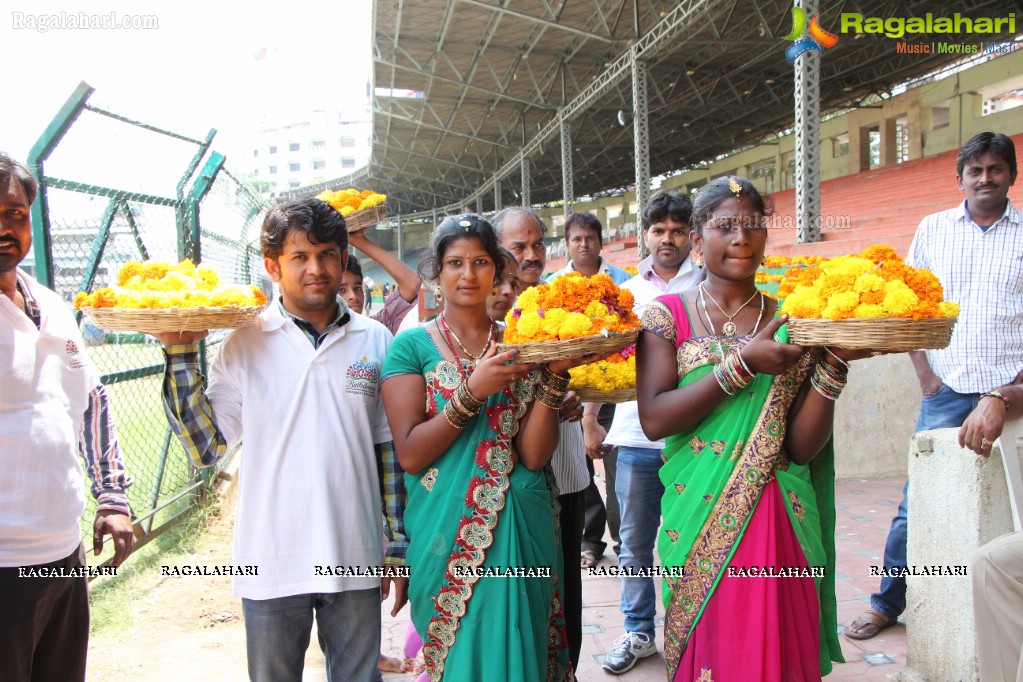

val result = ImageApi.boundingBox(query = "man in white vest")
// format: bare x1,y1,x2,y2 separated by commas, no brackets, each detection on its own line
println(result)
0,152,135,682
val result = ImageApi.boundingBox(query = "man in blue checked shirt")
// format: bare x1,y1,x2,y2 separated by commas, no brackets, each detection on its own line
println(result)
0,153,135,682
846,131,1021,641
154,197,408,682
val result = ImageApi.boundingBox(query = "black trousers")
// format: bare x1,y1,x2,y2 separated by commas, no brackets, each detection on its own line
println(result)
0,543,90,682
558,489,586,671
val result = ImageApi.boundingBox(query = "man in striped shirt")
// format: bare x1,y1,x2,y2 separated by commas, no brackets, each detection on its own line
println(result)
0,153,134,682
847,132,1021,640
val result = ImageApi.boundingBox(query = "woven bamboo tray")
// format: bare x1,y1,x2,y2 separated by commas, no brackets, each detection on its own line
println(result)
345,204,388,232
82,306,265,334
786,316,957,351
496,327,640,363
572,386,637,403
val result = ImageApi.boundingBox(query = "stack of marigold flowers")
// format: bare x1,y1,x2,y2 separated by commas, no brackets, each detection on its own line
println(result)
503,272,640,342
315,188,387,217
568,344,636,393
504,272,641,393
778,245,959,320
73,260,267,310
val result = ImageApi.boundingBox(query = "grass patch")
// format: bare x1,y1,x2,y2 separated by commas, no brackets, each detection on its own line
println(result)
89,492,222,634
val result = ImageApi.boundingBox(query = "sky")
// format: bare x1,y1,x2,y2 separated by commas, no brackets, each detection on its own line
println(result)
1,0,372,194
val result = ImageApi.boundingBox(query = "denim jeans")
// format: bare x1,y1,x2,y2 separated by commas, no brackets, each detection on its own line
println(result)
242,588,381,682
615,446,665,637
871,384,980,618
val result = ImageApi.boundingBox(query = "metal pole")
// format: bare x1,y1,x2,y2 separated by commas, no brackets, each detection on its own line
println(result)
396,214,404,261
560,111,574,215
27,81,95,287
794,0,821,243
520,156,531,207
494,178,502,212
631,50,651,259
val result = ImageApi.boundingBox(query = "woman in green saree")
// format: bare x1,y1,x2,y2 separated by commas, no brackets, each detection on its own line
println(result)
637,177,872,681
382,214,594,681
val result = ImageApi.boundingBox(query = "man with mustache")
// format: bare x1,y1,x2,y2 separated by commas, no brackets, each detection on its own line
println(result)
586,190,704,674
847,132,1022,641
0,153,135,682
492,206,588,672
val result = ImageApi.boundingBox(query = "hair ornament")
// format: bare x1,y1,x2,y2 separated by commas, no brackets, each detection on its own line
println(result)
728,176,743,196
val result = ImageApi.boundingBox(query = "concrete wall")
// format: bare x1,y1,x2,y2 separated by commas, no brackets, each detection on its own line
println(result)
895,429,1021,681
833,354,921,479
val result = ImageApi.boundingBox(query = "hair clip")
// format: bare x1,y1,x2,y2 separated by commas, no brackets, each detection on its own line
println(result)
728,177,743,196
459,219,472,232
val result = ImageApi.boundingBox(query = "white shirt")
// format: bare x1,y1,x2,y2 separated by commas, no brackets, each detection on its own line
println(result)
604,254,703,450
0,272,93,564
209,303,393,599
906,200,1023,393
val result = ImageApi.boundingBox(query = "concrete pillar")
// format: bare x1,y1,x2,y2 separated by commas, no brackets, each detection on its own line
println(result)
906,101,924,161
849,124,871,173
895,429,1020,681
881,117,899,167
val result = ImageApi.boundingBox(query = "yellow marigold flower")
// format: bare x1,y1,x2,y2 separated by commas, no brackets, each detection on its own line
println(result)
938,301,960,317
73,292,89,309
821,291,860,320
561,312,595,338
584,300,609,318
195,265,220,289
853,303,885,318
141,261,170,281
117,261,143,286
779,288,824,318
881,281,919,318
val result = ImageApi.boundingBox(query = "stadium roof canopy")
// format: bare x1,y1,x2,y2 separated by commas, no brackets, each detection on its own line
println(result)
301,0,1018,217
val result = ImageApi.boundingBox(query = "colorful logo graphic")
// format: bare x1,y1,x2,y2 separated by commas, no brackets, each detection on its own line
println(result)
783,6,839,62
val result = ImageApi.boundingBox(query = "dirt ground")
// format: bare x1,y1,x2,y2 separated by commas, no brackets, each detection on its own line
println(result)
86,491,416,682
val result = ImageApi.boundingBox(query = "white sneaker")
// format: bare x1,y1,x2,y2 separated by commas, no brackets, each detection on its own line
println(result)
601,631,655,674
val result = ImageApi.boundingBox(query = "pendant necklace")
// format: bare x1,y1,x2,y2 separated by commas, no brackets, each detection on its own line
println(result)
700,283,760,337
439,312,494,369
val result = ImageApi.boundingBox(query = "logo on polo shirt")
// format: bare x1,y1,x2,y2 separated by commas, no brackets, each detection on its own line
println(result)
346,357,380,397
65,339,86,369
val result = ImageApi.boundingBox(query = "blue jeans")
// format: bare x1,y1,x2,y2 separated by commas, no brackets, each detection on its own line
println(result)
242,588,381,682
871,385,979,618
615,446,665,637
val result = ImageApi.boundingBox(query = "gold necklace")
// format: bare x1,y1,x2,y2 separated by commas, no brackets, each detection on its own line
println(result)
700,283,760,337
439,313,494,363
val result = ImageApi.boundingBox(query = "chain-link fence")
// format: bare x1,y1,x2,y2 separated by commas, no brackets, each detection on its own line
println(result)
26,82,268,560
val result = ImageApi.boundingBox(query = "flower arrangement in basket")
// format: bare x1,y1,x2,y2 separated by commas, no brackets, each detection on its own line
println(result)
569,343,637,403
777,245,959,351
74,260,267,334
316,188,387,232
497,272,641,364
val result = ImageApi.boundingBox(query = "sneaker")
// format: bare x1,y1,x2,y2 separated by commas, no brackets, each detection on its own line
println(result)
601,631,655,674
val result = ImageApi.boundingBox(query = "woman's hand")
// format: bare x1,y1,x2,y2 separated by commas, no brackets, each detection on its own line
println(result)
739,316,805,375
465,346,534,398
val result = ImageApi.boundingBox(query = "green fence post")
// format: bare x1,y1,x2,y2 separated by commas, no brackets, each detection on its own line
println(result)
184,152,225,487
27,81,95,287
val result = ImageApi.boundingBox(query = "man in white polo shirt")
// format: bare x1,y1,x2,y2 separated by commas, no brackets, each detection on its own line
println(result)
0,152,135,682
156,197,408,682
588,190,703,674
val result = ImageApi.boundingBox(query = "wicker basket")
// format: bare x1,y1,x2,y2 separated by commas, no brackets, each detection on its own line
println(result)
786,316,957,351
496,327,640,363
572,386,637,403
82,306,265,334
345,204,388,232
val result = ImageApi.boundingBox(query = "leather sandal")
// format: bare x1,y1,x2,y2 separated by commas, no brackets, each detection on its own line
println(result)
844,608,896,640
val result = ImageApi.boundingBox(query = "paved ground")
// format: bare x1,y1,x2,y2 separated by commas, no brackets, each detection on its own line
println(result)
374,473,908,682
87,461,908,681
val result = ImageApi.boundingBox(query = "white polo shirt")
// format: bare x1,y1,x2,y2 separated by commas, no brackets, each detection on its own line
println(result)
604,255,703,450
209,303,393,599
